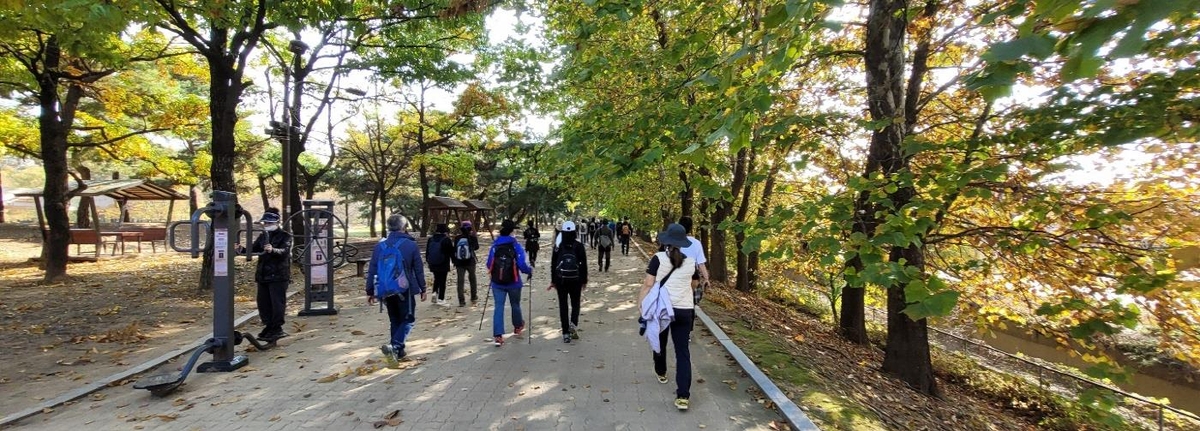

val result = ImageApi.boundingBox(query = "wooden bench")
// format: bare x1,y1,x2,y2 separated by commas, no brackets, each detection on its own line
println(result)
119,226,167,252
45,229,106,256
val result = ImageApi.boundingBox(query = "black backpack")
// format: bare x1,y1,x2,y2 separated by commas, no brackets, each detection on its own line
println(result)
557,245,581,280
490,243,518,284
426,236,448,266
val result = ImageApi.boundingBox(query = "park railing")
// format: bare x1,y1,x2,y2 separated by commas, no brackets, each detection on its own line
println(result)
778,276,1200,431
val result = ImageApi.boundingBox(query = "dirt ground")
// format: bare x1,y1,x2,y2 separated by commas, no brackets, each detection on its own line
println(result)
0,238,293,420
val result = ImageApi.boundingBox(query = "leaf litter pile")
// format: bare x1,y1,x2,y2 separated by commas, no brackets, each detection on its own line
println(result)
702,285,1035,431
0,243,268,418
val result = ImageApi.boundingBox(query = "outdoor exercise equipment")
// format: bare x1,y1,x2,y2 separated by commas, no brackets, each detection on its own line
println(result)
286,200,347,316
133,191,273,396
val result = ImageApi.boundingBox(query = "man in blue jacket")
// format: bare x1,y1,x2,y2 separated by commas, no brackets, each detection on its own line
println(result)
366,214,427,362
486,219,534,346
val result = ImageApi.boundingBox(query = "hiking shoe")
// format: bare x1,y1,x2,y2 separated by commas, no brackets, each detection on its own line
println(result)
381,345,398,364
657,374,668,384
563,334,572,343
569,326,579,340
674,398,689,410
514,325,525,337
493,336,504,346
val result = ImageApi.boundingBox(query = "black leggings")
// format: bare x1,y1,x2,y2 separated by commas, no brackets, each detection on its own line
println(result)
653,308,695,399
556,282,582,333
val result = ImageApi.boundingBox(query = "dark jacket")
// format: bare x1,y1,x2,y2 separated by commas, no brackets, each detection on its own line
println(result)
597,225,614,249
250,229,291,283
485,235,534,289
450,231,480,267
425,232,454,273
365,231,427,297
550,239,588,287
523,226,540,250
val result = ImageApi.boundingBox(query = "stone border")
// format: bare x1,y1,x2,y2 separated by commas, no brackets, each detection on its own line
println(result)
632,239,820,431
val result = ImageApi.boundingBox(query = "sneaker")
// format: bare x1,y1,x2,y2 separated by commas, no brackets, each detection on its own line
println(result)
381,345,397,364
563,334,572,343
395,347,406,360
493,336,504,346
569,325,579,340
431,297,438,305
514,325,524,337
657,374,668,384
674,398,689,410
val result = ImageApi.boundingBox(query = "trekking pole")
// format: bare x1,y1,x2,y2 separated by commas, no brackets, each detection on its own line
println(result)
478,284,491,331
532,272,538,344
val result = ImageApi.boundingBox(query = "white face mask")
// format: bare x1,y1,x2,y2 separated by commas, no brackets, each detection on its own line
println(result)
263,224,279,232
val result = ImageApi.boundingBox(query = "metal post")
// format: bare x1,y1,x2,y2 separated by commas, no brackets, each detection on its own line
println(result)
299,200,337,316
197,190,248,372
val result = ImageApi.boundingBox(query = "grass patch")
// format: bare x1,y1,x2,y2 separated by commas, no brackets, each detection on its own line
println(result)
716,314,886,430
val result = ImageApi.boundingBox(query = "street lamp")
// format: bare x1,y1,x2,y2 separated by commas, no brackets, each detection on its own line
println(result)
279,40,308,219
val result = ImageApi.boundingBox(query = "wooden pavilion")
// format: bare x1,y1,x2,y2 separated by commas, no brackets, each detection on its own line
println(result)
14,179,188,259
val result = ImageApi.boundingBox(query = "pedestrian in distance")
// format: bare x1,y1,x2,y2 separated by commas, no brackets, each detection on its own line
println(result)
638,223,699,411
366,215,428,363
426,223,455,307
597,218,614,272
549,221,588,343
486,219,534,346
237,208,291,342
618,217,633,256
451,220,481,307
523,220,541,268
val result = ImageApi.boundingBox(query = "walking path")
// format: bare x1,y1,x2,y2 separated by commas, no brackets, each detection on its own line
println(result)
7,236,786,430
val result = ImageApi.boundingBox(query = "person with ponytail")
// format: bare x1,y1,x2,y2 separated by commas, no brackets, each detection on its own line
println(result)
638,223,698,411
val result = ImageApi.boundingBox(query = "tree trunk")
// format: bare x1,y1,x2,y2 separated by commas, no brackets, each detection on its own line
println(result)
734,147,757,292
201,53,243,291
367,190,378,238
698,197,709,258
0,171,6,223
189,185,199,214
679,168,693,221
864,0,937,395
839,256,869,343
709,147,749,283
75,165,92,228
258,176,270,210
37,36,71,282
747,156,784,293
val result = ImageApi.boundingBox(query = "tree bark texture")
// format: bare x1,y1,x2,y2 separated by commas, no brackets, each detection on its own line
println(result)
37,36,70,282
865,0,938,396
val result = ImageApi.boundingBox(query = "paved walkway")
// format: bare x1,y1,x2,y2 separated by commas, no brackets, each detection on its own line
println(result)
9,237,785,430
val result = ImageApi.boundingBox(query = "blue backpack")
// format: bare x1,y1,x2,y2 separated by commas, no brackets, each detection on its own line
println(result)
375,239,409,300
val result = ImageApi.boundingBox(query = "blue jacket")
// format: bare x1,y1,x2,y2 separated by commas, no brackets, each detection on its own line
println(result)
486,235,533,290
365,231,427,297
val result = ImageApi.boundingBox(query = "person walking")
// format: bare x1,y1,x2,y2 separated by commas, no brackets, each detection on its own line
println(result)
451,220,481,307
523,220,541,268
596,219,614,272
638,223,698,411
618,217,633,256
239,208,291,341
548,221,588,343
425,223,455,306
486,220,534,346
366,215,428,362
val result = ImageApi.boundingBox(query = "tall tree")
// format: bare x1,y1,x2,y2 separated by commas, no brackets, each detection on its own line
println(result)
0,3,172,281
